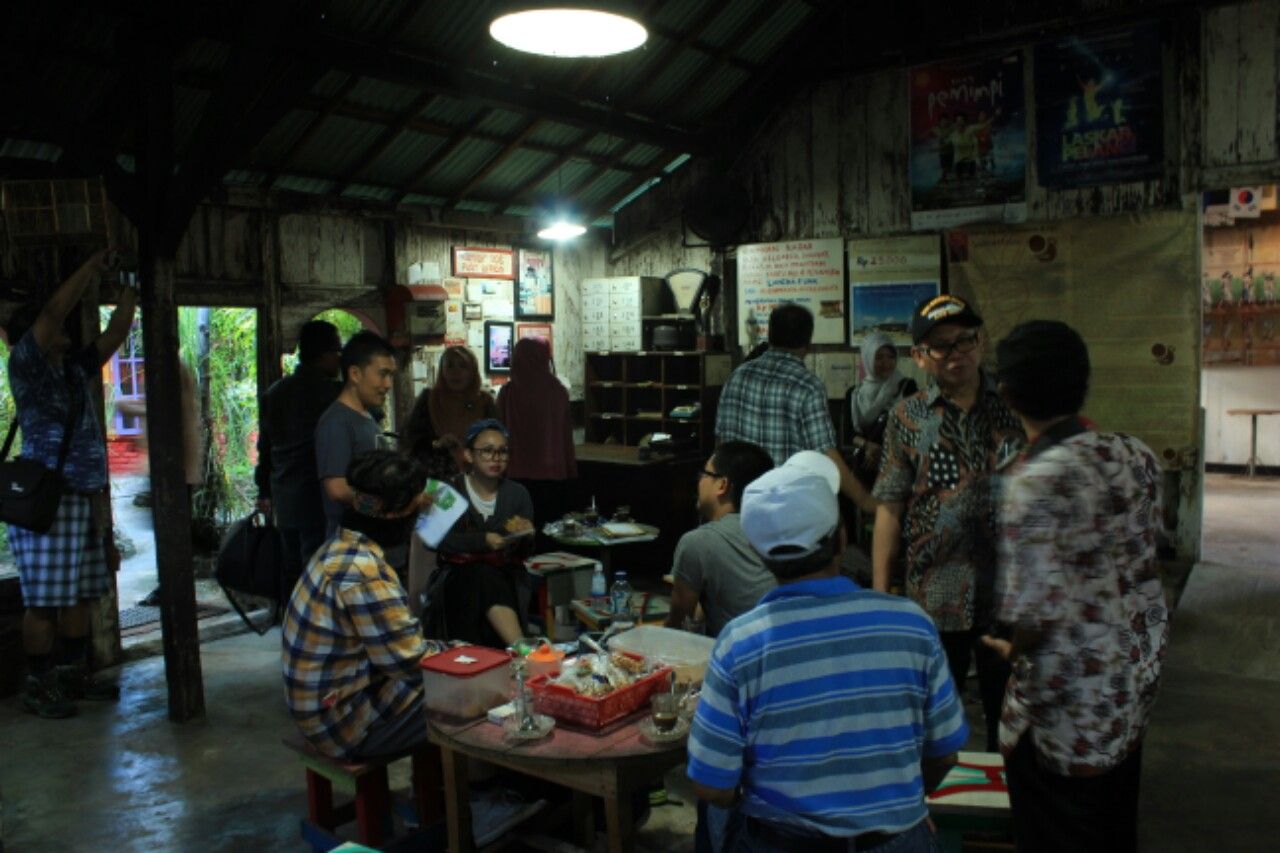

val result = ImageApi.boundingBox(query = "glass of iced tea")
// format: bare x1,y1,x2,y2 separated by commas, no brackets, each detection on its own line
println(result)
651,693,678,733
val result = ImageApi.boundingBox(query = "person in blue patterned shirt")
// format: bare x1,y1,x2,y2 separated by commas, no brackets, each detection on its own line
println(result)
715,304,875,513
281,449,439,759
5,249,136,719
688,451,967,852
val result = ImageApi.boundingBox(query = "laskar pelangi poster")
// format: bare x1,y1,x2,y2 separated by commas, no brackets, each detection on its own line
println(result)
1034,24,1164,188
910,51,1027,230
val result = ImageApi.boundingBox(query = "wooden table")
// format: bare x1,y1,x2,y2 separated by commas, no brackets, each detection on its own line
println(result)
426,714,687,853
545,523,660,577
1228,408,1280,477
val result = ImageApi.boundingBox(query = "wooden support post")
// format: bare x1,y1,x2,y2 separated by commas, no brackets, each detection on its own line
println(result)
258,209,283,392
135,22,205,722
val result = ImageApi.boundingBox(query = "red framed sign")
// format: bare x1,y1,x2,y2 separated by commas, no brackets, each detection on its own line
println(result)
452,246,515,280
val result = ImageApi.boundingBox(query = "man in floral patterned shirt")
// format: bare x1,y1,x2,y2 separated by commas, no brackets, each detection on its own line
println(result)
983,321,1168,852
872,295,1024,750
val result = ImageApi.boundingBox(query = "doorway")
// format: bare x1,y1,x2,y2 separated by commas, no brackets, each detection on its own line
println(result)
1198,187,1280,568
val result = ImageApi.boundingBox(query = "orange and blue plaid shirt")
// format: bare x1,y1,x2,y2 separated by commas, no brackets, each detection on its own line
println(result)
281,529,430,758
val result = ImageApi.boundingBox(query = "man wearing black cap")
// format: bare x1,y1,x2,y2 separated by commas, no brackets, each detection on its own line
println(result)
982,321,1167,852
871,294,1023,750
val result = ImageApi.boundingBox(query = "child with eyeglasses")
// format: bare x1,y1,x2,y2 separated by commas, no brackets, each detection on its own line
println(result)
425,418,536,648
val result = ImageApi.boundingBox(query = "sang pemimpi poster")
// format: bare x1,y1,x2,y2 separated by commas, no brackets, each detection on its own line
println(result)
910,51,1027,230
1034,24,1164,188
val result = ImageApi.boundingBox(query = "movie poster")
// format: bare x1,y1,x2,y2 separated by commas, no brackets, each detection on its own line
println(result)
1034,24,1164,188
910,51,1027,230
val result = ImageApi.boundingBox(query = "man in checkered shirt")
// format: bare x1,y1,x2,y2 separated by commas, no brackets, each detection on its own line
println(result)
281,449,439,759
5,249,137,719
715,304,874,512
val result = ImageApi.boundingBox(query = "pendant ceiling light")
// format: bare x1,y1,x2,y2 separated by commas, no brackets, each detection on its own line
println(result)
490,3,647,58
537,166,587,240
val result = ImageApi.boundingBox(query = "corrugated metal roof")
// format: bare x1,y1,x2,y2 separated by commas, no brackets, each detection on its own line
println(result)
0,140,62,162
358,131,447,186
2,0,828,225
345,78,425,114
290,116,388,176
738,1,812,63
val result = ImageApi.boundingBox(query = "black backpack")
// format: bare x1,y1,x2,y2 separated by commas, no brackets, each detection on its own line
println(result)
215,510,286,634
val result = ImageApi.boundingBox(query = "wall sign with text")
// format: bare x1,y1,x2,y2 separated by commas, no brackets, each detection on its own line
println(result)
452,246,515,280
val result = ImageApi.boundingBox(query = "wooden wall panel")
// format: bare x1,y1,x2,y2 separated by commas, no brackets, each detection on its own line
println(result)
1204,1,1280,167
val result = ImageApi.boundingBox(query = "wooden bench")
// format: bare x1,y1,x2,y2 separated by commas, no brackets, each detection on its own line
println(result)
283,733,443,851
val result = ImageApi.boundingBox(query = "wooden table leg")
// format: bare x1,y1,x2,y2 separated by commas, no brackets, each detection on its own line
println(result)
305,770,336,829
603,775,635,853
412,744,444,826
441,746,475,853
571,789,596,848
354,767,390,846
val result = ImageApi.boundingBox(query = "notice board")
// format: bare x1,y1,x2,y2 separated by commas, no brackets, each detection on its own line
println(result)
737,238,846,348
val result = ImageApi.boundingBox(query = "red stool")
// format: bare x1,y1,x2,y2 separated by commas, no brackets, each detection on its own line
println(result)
282,734,443,849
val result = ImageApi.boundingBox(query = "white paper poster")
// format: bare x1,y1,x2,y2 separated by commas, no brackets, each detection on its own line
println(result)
737,238,846,348
847,235,942,347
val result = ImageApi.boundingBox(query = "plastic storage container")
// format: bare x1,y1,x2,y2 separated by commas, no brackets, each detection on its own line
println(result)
524,642,565,680
608,626,715,684
527,657,673,729
420,645,513,720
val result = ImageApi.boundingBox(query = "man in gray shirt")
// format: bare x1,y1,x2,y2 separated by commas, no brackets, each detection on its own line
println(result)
666,441,776,638
316,331,397,538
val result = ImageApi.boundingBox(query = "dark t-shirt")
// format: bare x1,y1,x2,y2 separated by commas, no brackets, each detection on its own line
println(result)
315,400,381,537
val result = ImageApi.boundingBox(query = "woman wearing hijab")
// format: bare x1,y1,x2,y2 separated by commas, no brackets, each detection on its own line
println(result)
849,332,917,485
497,338,577,540
402,346,496,481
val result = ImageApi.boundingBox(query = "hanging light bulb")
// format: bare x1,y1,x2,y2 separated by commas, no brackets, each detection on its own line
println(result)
537,219,587,240
490,3,647,59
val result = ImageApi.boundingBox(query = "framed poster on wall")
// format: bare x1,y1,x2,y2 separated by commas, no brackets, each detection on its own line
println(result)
452,246,515,280
736,238,846,348
516,322,553,351
848,235,942,347
516,248,554,319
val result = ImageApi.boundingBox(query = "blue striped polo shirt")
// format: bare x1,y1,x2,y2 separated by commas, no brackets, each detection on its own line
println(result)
686,575,968,837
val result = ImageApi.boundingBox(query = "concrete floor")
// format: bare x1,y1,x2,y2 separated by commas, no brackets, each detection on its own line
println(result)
1,472,1276,851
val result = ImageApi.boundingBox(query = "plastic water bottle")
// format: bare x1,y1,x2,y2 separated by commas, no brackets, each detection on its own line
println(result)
610,572,632,617
591,565,607,598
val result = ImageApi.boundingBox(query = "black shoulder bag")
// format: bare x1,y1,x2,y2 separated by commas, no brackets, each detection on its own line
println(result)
0,375,83,534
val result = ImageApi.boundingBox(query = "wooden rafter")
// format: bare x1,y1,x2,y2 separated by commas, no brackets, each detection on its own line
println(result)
496,130,598,212
586,156,671,223
649,0,781,117
444,117,542,209
330,90,437,197
390,109,492,205
261,77,358,187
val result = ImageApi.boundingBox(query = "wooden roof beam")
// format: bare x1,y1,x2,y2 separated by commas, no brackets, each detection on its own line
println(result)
330,90,437,197
388,110,492,205
496,130,599,212
649,0,783,117
444,117,541,210
260,78,358,188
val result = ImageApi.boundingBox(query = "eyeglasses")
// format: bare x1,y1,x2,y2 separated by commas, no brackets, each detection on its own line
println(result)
473,446,510,460
918,331,980,361
697,468,724,482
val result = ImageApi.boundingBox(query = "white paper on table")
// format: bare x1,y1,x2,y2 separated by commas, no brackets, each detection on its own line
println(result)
415,478,470,548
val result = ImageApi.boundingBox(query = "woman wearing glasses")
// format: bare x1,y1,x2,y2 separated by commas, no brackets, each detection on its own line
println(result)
424,418,535,648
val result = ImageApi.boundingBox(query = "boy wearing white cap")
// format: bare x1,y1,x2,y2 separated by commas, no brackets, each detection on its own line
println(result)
687,451,968,851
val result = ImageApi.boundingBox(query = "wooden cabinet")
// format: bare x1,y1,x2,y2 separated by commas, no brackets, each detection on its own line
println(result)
582,351,731,454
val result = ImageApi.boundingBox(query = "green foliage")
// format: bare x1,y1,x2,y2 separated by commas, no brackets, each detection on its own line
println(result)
184,307,259,530
280,308,366,374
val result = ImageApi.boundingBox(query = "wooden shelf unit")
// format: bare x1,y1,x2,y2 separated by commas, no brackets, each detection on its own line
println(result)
582,351,730,453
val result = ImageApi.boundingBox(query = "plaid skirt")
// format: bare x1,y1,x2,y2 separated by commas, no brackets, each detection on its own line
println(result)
9,493,110,608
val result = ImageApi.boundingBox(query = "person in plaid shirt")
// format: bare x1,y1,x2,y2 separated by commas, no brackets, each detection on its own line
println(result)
982,321,1167,852
281,449,439,759
715,304,874,512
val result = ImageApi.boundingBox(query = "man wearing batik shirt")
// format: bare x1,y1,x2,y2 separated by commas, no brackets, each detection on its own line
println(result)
872,294,1024,750
282,450,436,759
983,321,1168,853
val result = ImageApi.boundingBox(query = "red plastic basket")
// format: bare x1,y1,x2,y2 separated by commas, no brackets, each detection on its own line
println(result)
527,658,673,730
